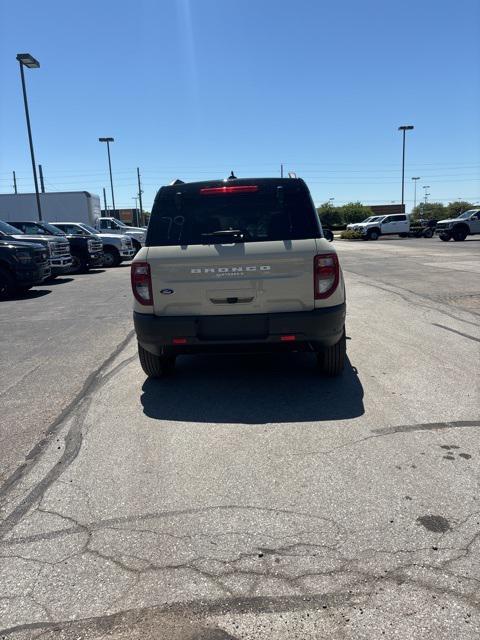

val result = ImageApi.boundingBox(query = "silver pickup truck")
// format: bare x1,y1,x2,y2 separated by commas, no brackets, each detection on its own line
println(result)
52,222,135,267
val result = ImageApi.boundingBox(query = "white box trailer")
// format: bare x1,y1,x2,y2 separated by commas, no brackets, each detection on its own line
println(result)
0,191,101,226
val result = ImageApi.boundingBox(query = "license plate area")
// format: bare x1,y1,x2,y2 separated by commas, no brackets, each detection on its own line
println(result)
198,315,268,341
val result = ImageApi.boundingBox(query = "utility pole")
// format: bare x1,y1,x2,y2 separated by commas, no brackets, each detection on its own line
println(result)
280,164,284,178
137,167,144,226
103,187,108,214
38,164,45,193
132,197,139,226
13,171,17,194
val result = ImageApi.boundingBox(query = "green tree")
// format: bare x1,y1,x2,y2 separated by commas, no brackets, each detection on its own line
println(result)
340,202,374,224
412,202,446,220
446,201,475,219
316,202,344,227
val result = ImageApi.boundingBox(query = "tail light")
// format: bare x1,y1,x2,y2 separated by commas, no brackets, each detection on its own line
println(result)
200,185,258,195
131,261,153,305
314,253,339,299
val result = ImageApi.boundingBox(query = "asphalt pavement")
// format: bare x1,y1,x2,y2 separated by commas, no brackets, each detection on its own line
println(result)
0,238,479,639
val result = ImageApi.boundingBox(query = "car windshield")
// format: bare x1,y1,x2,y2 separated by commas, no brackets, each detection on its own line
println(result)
0,220,23,235
22,222,65,235
147,183,319,246
456,210,476,219
79,223,97,234
43,222,66,235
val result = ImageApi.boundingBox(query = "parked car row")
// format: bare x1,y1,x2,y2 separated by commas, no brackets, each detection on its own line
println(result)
0,217,141,299
346,210,480,240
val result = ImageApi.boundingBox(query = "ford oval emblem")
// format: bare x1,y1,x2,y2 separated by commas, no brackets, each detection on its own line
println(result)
160,288,174,295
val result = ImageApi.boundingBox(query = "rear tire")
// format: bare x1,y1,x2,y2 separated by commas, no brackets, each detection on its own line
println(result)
439,233,451,241
138,344,176,378
317,329,346,377
423,228,434,238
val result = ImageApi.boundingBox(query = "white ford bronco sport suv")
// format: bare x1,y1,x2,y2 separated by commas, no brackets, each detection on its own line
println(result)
131,177,346,377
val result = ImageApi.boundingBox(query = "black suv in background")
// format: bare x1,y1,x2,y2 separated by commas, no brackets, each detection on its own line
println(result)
0,238,51,298
8,221,104,274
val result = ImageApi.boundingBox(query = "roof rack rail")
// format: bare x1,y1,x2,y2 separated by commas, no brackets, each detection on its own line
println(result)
170,178,184,185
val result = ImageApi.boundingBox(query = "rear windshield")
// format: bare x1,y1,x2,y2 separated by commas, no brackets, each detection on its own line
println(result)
147,183,320,246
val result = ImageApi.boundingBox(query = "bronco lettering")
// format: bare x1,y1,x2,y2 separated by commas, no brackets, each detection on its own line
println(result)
190,266,272,274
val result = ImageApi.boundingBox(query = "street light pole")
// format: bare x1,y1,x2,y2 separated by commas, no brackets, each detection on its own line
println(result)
398,125,414,211
17,53,42,221
99,137,116,218
412,176,420,213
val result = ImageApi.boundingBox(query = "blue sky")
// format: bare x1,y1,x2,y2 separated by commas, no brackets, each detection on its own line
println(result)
1,0,479,212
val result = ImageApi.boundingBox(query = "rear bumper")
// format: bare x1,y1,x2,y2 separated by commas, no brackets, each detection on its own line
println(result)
134,304,346,355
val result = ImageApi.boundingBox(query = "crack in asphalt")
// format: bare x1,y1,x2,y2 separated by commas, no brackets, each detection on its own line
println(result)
344,271,480,326
287,419,480,460
432,323,480,344
0,330,135,514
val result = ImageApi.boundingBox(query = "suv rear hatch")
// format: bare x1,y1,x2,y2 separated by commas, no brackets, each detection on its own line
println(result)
146,179,322,316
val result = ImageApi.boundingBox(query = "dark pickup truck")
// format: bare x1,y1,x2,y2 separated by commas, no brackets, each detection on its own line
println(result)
0,220,72,276
8,221,104,273
0,238,51,298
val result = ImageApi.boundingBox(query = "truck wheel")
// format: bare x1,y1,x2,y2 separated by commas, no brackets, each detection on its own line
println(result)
0,267,16,299
439,233,451,241
423,228,434,238
70,255,89,274
367,229,379,241
452,227,467,241
102,247,121,268
138,344,176,378
317,329,346,377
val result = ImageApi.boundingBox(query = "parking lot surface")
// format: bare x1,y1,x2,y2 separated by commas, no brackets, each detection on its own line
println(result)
1,238,479,639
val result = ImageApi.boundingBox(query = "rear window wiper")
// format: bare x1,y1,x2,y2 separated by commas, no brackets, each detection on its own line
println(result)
201,229,245,241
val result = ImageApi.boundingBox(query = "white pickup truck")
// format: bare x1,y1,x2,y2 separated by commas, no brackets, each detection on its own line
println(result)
347,214,410,240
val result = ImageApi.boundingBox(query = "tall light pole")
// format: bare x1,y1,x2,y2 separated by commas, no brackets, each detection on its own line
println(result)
98,137,116,217
16,53,42,221
412,176,420,213
398,125,414,211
